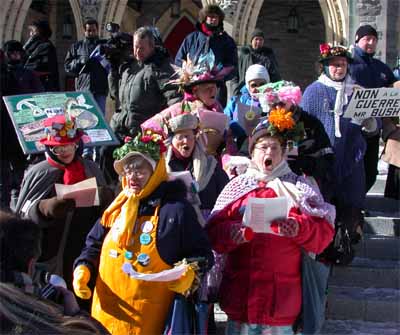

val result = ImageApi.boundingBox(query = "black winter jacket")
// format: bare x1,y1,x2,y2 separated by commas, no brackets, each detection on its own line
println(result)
24,35,60,91
109,48,178,140
64,37,108,95
233,45,281,95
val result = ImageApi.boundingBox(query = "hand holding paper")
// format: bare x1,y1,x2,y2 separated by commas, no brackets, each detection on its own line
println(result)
242,197,289,235
271,217,299,237
55,177,99,207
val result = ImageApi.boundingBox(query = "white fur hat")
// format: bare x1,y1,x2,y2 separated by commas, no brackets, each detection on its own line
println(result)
245,64,270,89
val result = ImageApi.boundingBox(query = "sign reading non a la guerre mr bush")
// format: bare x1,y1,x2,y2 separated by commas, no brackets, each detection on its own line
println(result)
344,87,400,119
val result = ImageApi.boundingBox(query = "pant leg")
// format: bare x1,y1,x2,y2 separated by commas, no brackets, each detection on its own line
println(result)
0,160,12,210
384,164,400,200
363,134,380,193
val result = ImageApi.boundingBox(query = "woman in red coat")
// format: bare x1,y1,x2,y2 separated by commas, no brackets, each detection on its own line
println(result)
207,107,335,334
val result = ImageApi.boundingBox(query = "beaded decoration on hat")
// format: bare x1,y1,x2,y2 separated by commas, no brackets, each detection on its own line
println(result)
318,43,352,63
40,113,83,146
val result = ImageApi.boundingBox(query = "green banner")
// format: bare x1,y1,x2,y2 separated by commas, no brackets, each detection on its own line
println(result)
3,91,119,154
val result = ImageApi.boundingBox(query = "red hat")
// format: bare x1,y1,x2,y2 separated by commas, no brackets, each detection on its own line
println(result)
40,115,83,146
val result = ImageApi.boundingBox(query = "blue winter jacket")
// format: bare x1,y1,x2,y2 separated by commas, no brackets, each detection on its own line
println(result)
349,46,396,88
175,23,237,82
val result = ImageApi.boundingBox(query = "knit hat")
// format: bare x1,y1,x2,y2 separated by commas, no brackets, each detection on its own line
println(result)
199,5,225,23
113,132,167,175
245,64,270,88
40,115,83,146
355,25,378,43
251,28,264,41
248,107,305,153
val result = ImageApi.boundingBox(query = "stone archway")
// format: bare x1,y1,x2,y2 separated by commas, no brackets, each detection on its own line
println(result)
1,0,33,45
202,0,348,45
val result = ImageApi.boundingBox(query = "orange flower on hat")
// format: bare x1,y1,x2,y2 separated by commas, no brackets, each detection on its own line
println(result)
268,107,295,132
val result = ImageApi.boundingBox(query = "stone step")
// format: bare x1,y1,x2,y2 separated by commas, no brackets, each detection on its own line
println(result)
354,234,400,261
363,215,400,236
329,257,400,289
326,285,400,323
321,319,400,334
365,195,400,215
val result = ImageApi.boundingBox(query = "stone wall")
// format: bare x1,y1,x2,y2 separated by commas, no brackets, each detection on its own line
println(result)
256,0,325,89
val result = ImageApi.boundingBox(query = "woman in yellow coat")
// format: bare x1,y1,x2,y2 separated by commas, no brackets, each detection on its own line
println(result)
72,133,214,334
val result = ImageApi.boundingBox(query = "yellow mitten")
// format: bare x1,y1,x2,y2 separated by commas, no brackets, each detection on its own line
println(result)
73,265,92,300
167,265,195,295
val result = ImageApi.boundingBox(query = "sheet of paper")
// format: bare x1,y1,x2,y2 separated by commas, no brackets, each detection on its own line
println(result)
242,197,288,234
55,177,99,207
122,262,187,282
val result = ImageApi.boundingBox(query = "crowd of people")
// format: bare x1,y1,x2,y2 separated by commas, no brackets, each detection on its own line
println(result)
0,3,399,335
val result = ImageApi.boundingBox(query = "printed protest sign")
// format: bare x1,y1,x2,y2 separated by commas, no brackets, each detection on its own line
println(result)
2,91,119,154
344,87,400,119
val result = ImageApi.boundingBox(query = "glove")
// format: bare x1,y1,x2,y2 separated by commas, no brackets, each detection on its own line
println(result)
73,265,92,300
39,197,75,219
230,223,254,244
79,56,88,65
271,217,299,237
168,265,195,295
361,117,378,134
98,186,115,208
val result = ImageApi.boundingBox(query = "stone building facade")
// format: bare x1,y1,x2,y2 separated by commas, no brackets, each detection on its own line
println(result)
1,0,398,90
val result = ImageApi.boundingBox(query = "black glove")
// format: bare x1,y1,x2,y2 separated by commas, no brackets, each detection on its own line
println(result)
98,186,115,208
39,197,75,219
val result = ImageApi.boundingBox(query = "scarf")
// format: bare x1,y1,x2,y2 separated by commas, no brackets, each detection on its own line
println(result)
46,154,86,185
100,156,168,249
166,142,216,192
318,73,354,138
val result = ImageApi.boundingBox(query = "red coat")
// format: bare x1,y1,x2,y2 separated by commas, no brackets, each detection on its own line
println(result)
207,186,334,326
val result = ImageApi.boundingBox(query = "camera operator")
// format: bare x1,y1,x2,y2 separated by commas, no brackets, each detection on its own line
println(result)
64,18,108,161
102,22,133,68
100,26,180,183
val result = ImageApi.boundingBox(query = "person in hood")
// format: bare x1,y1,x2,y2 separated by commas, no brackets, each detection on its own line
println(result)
349,25,397,193
0,40,43,211
175,5,237,107
24,20,60,91
232,28,281,95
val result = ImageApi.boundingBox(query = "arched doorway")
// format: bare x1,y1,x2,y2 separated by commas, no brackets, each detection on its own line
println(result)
164,16,196,60
255,0,326,89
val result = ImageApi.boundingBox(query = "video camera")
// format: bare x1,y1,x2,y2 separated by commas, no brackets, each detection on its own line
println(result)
102,22,133,65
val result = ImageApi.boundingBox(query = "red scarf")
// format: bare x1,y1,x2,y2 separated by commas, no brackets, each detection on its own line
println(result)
47,156,86,185
201,23,213,36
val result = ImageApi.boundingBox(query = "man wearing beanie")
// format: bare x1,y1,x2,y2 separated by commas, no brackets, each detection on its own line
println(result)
349,24,397,193
175,4,237,107
232,27,281,95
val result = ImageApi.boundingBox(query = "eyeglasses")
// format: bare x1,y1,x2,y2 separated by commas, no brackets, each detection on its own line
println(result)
254,145,280,153
122,167,147,179
49,144,78,155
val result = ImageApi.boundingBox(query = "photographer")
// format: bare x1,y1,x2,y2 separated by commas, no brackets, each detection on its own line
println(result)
64,18,108,161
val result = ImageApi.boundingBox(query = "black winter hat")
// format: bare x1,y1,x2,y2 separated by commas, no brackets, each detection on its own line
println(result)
3,40,24,54
251,28,264,41
355,25,378,43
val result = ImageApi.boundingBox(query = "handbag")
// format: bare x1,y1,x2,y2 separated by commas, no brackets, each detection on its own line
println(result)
300,250,330,335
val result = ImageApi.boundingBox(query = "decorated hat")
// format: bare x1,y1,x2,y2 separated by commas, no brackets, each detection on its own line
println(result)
256,80,302,113
248,106,305,153
113,132,167,176
198,109,228,135
40,114,83,146
318,43,352,63
169,49,233,90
